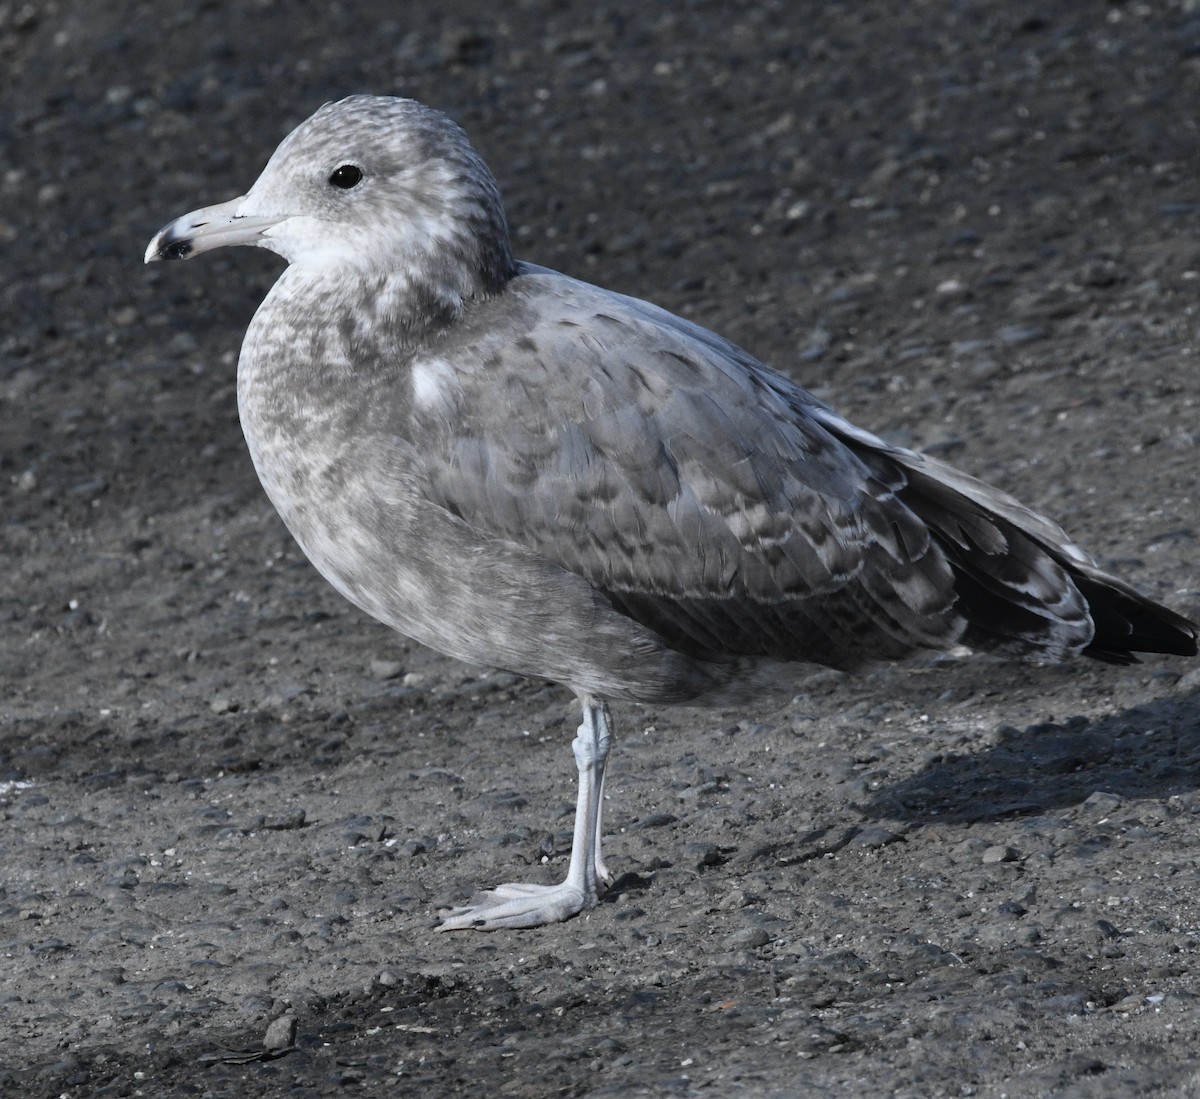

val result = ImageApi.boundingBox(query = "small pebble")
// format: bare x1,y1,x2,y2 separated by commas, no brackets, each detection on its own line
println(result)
852,826,905,850
1079,791,1122,816
982,845,1018,864
262,808,306,831
263,1015,297,1051
724,927,771,950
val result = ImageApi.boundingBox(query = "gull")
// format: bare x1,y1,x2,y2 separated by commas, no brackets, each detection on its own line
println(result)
145,95,1196,930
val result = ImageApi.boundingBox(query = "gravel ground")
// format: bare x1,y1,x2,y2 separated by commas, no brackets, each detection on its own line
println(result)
4,1,1200,1095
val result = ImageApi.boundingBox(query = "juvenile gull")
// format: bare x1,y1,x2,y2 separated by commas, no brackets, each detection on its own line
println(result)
146,95,1197,931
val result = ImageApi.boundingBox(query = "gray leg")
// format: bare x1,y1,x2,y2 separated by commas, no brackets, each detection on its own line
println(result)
593,742,613,887
437,696,614,931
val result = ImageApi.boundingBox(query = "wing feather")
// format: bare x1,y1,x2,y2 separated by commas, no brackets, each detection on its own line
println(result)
410,267,962,668
401,265,1194,670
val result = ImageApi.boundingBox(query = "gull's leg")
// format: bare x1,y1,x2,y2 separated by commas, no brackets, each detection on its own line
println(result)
437,696,614,931
593,737,613,887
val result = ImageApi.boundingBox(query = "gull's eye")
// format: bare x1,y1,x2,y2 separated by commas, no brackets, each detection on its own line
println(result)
329,164,364,189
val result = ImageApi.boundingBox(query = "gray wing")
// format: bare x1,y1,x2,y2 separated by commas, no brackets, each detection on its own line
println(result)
406,267,967,669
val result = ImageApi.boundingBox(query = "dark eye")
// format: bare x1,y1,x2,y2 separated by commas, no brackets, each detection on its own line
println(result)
329,164,364,189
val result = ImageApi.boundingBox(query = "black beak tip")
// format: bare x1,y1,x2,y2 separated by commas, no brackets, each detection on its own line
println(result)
161,237,193,261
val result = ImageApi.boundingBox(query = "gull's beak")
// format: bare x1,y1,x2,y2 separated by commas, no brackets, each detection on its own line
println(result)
144,195,285,263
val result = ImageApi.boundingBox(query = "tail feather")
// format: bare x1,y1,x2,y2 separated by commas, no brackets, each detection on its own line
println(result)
900,455,1198,665
812,407,1198,665
1071,566,1198,663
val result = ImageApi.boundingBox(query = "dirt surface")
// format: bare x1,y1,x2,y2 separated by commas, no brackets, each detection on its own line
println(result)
4,1,1200,1095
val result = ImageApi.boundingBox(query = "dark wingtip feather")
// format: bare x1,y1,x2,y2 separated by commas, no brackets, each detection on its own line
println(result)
1073,571,1198,664
844,434,1198,668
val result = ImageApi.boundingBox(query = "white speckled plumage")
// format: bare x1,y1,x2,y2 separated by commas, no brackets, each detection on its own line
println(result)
147,95,1196,931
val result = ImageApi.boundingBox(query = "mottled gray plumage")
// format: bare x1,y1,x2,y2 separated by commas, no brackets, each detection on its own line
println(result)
146,95,1196,930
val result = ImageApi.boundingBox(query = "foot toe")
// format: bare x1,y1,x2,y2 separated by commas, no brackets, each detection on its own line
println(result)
436,881,592,931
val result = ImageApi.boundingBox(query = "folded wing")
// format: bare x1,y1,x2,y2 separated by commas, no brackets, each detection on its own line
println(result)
409,267,1195,670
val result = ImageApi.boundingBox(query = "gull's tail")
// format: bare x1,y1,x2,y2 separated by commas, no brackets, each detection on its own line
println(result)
895,448,1197,666
816,409,1198,666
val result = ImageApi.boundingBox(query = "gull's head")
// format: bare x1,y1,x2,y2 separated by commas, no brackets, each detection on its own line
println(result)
145,95,516,293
